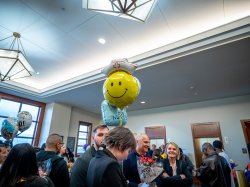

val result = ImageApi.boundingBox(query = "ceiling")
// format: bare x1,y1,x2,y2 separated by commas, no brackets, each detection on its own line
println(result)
0,0,250,115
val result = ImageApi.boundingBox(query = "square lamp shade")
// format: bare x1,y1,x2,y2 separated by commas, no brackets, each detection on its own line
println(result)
0,49,34,82
83,0,157,22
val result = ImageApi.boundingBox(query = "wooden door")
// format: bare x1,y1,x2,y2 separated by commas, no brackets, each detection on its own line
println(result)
191,122,222,168
241,119,250,158
145,126,166,147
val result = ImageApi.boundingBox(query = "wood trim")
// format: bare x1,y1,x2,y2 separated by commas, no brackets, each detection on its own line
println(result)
76,121,92,156
0,92,46,107
145,126,166,144
0,92,46,146
241,119,250,145
191,122,222,138
191,122,223,167
33,106,46,146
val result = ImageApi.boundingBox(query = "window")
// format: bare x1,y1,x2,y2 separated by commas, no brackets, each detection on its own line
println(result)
0,92,46,146
76,121,92,155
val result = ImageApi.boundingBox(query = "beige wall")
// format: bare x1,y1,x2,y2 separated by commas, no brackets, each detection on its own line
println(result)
68,107,101,152
40,103,101,152
127,95,250,170
39,103,72,145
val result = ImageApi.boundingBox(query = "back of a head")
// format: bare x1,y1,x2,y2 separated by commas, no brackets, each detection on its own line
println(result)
202,142,214,153
46,133,62,149
0,143,38,186
152,149,161,157
213,140,223,150
104,126,136,151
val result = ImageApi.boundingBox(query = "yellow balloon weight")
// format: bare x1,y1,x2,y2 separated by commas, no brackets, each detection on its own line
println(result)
103,71,140,110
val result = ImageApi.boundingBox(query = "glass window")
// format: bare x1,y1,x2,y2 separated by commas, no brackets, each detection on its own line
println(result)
76,123,91,155
13,137,32,145
77,146,84,154
78,132,87,139
0,99,20,117
0,95,44,147
77,139,87,146
79,125,88,132
19,122,36,138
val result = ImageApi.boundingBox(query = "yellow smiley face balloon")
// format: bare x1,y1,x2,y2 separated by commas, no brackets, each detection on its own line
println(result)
103,71,140,110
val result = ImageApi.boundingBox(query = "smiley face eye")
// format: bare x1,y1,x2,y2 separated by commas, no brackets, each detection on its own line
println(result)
111,82,113,86
119,81,122,86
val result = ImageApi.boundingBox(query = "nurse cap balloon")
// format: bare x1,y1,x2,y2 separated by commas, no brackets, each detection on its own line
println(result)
102,58,137,76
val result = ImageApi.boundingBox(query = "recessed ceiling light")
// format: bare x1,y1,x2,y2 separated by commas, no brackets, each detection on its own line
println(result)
141,101,146,104
98,38,106,44
36,72,40,75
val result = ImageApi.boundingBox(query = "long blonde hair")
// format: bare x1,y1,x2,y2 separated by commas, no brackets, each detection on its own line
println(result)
165,142,180,160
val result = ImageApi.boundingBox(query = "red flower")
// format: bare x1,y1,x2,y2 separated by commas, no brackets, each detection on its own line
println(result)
140,156,155,166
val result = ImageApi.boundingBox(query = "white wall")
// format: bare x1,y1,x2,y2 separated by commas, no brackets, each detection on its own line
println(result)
39,103,72,145
68,107,101,152
39,103,54,146
126,95,250,170
39,103,101,152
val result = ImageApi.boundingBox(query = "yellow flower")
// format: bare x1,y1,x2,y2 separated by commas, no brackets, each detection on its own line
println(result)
161,153,167,159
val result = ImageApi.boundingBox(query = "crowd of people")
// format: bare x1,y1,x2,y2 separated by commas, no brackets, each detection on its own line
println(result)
0,125,248,187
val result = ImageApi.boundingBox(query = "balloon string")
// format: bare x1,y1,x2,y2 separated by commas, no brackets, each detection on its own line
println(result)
119,110,122,126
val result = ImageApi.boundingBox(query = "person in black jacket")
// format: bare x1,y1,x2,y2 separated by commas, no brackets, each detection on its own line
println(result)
37,134,69,187
70,125,109,187
123,133,151,187
196,142,231,187
0,143,54,187
158,142,193,187
87,126,136,187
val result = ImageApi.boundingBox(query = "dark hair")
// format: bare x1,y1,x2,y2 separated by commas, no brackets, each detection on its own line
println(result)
202,142,213,153
40,143,46,150
213,140,223,149
63,147,75,163
152,149,161,158
46,133,63,148
103,126,136,151
93,125,109,133
0,143,38,187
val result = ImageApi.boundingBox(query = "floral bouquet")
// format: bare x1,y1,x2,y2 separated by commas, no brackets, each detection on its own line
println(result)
137,156,163,185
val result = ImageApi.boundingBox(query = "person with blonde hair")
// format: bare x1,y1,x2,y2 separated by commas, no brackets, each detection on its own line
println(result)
157,142,193,187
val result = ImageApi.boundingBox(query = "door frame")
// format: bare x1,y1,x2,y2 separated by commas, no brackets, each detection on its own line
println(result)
191,122,223,167
241,119,250,158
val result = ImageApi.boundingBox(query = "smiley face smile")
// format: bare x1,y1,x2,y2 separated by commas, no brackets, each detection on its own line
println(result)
107,88,127,98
